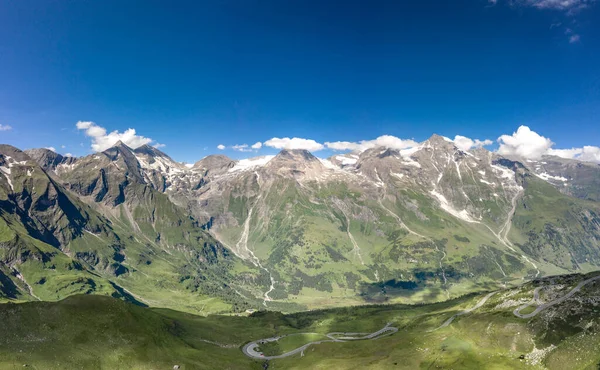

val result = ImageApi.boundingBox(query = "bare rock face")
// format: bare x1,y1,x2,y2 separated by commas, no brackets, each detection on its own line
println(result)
1,145,110,245
265,149,326,179
24,148,77,173
193,155,236,176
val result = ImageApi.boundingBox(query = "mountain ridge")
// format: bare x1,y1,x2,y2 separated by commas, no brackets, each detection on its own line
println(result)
2,136,600,314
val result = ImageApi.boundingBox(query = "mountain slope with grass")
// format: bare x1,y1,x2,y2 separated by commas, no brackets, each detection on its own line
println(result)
2,271,600,369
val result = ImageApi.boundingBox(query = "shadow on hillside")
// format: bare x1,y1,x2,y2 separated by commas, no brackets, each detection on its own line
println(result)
109,282,148,307
357,278,499,304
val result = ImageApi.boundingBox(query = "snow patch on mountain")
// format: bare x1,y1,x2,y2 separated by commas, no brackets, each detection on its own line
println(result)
402,157,422,168
229,156,275,172
535,172,568,182
0,165,13,190
400,146,422,157
319,158,340,170
480,179,494,186
491,164,515,180
430,190,476,223
335,155,358,165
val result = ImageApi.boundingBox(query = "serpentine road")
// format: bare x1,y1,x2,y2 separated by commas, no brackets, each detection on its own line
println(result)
513,275,600,319
241,275,600,360
242,323,398,360
429,292,497,332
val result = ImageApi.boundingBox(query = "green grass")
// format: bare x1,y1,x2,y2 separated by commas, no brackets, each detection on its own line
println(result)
3,272,600,370
258,333,329,356
0,295,259,370
517,305,536,315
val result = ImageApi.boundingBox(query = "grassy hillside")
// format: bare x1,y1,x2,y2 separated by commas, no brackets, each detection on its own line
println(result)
2,272,600,369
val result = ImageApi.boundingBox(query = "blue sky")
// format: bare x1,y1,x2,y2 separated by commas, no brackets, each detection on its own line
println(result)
0,0,599,163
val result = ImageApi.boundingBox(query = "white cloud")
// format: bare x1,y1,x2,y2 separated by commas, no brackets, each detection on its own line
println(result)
498,125,600,163
548,146,600,162
153,142,166,149
64,153,74,157
452,135,493,152
497,126,554,159
0,124,12,131
75,121,93,130
264,137,325,151
324,141,361,151
371,135,419,150
76,121,155,152
491,1,594,45
233,144,254,152
325,135,419,152
547,147,582,158
219,142,263,152
61,145,66,149
45,147,56,152
578,146,600,162
516,0,594,12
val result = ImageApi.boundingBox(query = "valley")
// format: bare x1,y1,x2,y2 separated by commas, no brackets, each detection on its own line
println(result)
3,0,600,367
1,272,600,369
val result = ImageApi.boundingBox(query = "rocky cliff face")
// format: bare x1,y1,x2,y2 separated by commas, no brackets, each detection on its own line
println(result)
24,148,77,174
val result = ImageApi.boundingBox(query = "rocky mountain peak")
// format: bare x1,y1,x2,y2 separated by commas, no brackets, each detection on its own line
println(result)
133,144,171,160
0,144,31,162
25,147,58,158
266,149,325,176
377,148,401,159
24,148,76,172
193,155,235,170
275,149,318,162
113,140,129,148
192,154,237,178
424,134,456,149
102,141,135,161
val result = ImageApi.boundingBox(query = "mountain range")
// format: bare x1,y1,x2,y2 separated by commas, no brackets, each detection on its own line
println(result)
1,135,599,314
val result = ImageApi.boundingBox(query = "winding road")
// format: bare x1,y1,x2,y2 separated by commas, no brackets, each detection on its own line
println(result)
429,292,497,332
513,275,600,319
241,275,600,361
242,323,398,360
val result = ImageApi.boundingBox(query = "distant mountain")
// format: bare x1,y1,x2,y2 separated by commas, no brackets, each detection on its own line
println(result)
24,148,77,173
518,155,600,202
2,135,600,313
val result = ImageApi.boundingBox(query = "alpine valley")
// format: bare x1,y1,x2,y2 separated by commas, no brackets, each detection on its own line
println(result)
2,134,600,316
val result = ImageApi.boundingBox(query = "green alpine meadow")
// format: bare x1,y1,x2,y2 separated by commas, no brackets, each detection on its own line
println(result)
2,0,600,368
2,133,600,369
